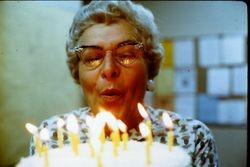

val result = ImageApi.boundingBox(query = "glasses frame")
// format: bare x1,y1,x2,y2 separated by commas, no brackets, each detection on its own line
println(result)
74,40,144,70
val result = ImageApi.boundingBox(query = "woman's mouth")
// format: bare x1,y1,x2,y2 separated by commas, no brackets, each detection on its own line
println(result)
100,89,123,102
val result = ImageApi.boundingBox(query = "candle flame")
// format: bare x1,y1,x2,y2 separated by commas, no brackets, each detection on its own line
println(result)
25,123,38,134
57,118,65,128
66,114,79,133
40,128,50,141
105,112,118,131
91,115,106,138
118,120,127,133
162,112,173,129
137,103,148,119
139,122,149,137
95,110,109,128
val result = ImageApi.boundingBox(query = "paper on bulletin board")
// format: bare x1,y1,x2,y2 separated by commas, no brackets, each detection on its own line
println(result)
197,94,218,123
174,94,196,119
207,67,230,96
174,68,196,93
154,95,174,112
173,39,195,67
161,40,174,68
198,36,220,67
232,64,247,95
217,99,246,124
221,35,246,65
155,68,174,96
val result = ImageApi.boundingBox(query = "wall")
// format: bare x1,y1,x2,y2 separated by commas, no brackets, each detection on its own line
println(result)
0,1,82,166
0,1,247,166
138,1,247,167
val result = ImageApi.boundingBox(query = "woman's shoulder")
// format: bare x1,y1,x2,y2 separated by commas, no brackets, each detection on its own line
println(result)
38,107,91,130
147,105,213,137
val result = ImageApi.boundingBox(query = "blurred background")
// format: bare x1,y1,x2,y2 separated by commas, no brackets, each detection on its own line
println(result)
0,1,247,167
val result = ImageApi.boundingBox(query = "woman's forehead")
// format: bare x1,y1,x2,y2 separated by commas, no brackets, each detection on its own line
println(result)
77,19,139,48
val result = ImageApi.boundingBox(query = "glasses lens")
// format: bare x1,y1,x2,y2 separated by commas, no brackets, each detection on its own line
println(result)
115,44,143,66
78,48,104,69
76,41,143,70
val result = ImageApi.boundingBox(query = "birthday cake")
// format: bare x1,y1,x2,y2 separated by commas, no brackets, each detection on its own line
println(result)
16,140,191,167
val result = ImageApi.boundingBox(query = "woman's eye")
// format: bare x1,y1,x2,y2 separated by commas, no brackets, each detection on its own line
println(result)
117,53,137,65
82,54,103,67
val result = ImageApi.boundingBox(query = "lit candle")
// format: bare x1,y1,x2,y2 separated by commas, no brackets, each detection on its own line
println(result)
139,122,151,164
66,114,80,155
137,103,152,145
106,112,120,156
86,115,95,157
39,128,50,167
94,111,107,146
162,112,174,151
118,120,128,150
57,118,65,148
91,138,102,167
25,123,42,156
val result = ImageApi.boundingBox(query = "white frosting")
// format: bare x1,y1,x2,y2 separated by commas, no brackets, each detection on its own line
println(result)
17,141,191,167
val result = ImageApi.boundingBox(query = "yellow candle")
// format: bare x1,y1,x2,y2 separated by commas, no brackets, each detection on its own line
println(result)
139,122,151,164
88,141,95,157
167,130,174,151
91,138,102,167
146,120,153,146
66,115,80,155
110,130,119,156
97,154,102,167
57,118,65,148
105,112,120,156
35,135,42,156
138,103,153,146
40,128,50,167
162,112,174,151
121,132,128,150
69,132,80,155
86,115,95,157
118,120,128,150
99,128,105,145
42,144,49,167
25,123,42,156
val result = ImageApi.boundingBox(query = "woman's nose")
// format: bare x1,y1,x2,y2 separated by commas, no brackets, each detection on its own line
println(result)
100,51,120,80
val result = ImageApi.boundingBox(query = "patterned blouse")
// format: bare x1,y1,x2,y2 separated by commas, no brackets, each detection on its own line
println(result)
29,106,219,167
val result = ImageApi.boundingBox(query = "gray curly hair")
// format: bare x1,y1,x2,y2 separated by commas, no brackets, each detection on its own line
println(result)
66,0,163,84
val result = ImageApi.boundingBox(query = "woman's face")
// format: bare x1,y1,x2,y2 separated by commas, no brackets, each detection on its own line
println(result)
77,19,148,128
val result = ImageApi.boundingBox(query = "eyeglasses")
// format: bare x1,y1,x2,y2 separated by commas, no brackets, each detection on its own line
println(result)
74,40,144,70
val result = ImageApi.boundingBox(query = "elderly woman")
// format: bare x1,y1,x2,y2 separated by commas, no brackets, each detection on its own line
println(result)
30,1,219,166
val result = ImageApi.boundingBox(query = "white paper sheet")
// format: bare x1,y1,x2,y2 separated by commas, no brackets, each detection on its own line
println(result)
174,68,196,93
173,39,195,67
197,94,218,123
198,36,220,67
207,67,230,96
217,99,246,124
221,35,246,65
232,64,247,95
174,94,196,119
